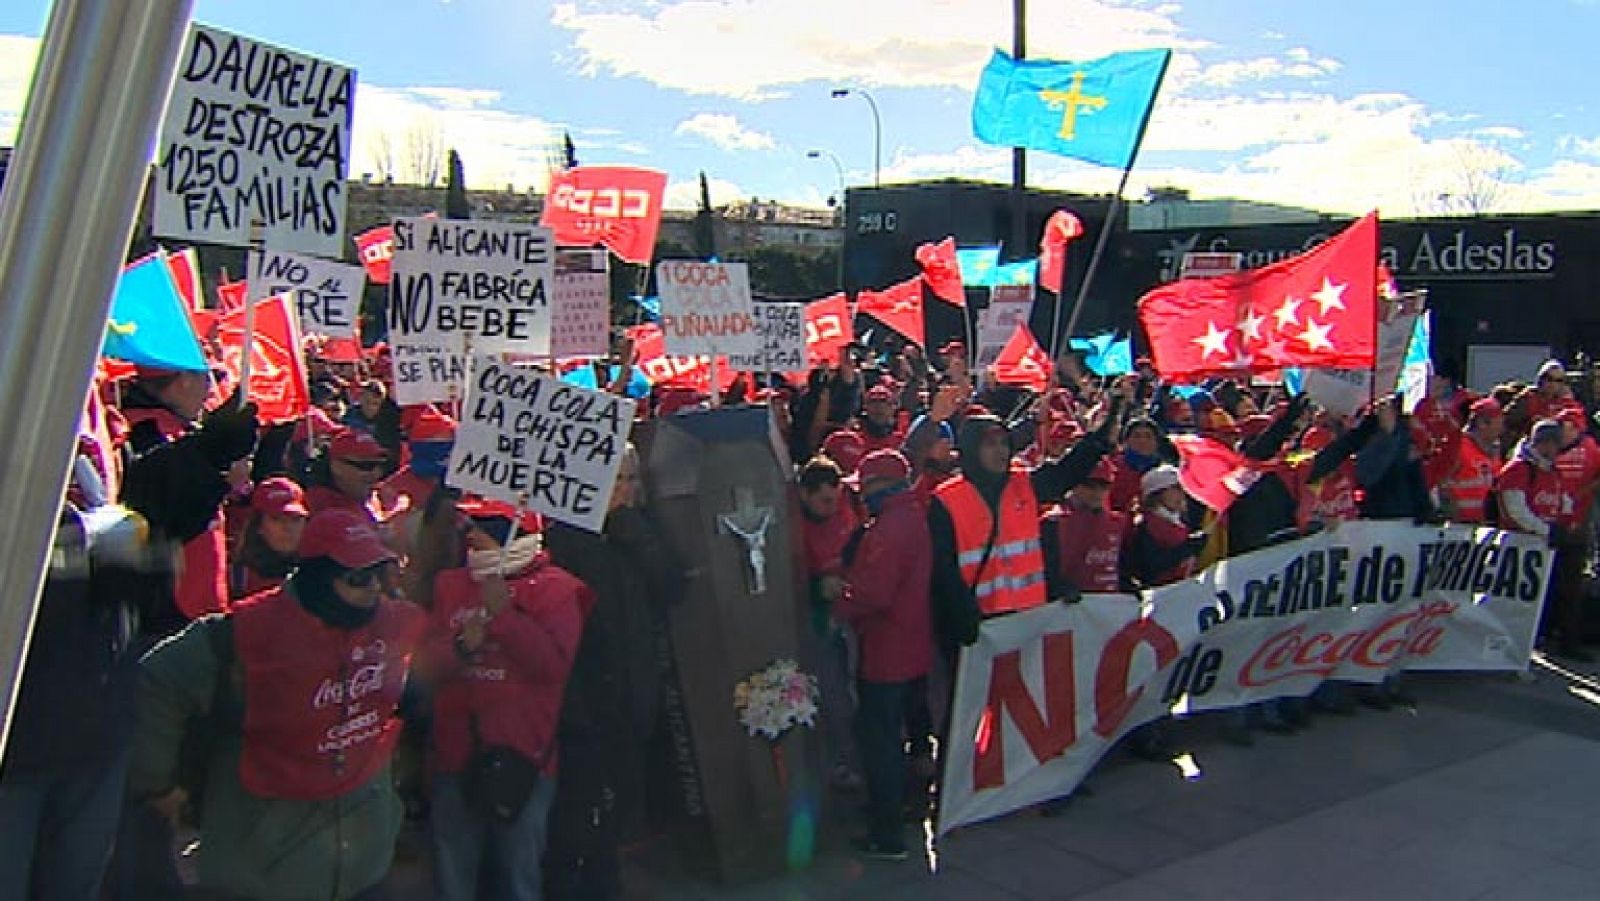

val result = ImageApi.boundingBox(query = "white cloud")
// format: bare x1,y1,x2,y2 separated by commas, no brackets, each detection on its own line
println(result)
1193,54,1339,88
665,175,745,209
552,0,1190,99
0,35,40,145
1559,135,1600,157
351,84,560,191
674,112,776,151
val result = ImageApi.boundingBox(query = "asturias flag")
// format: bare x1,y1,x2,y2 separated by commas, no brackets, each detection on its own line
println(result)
103,254,208,373
973,48,1170,169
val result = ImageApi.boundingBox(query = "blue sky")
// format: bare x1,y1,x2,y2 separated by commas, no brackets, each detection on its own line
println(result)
4,0,1598,213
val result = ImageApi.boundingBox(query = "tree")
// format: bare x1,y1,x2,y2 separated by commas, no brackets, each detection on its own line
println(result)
403,123,445,187
692,171,717,259
743,247,838,298
370,131,396,182
444,149,470,219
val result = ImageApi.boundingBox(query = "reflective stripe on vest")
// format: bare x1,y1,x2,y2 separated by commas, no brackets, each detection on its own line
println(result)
936,470,1047,615
1451,436,1496,522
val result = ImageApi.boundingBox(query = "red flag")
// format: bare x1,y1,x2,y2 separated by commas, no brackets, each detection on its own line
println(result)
215,296,310,425
915,236,965,307
627,323,735,392
1171,434,1262,513
165,247,203,311
1038,210,1084,295
542,166,668,264
804,293,854,366
354,225,395,285
216,279,248,314
1137,212,1378,381
991,323,1052,393
856,276,925,347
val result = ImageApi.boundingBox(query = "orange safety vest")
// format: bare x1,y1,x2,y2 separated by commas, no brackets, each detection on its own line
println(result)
935,468,1047,615
1450,435,1497,523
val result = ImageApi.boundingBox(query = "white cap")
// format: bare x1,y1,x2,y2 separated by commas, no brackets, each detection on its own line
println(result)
1538,359,1565,381
1141,464,1181,497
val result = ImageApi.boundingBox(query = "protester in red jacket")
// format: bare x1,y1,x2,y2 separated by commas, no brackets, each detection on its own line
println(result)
797,455,864,791
425,501,592,900
837,449,932,861
1041,457,1128,599
1497,419,1587,660
1439,398,1504,523
305,429,391,525
1125,466,1207,591
229,477,308,600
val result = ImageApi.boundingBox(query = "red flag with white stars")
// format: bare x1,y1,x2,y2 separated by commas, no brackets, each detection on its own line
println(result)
1038,209,1084,295
856,275,926,347
915,236,965,307
1137,212,1378,381
991,322,1052,393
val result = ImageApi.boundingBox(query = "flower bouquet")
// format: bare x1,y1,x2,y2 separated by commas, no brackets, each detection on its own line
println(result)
733,659,819,789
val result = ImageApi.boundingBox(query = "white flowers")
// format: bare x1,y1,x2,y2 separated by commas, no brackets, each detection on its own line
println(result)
733,658,820,741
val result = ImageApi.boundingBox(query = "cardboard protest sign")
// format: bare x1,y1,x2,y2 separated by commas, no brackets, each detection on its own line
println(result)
656,260,758,357
247,249,365,337
1299,290,1425,417
729,302,806,372
976,285,1035,368
552,249,611,359
154,25,355,257
447,354,636,532
388,217,556,405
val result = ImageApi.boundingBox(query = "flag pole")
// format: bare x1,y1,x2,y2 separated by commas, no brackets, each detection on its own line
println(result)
239,220,265,408
1056,50,1172,350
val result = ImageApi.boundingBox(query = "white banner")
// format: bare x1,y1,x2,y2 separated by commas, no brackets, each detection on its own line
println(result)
552,249,611,359
729,302,806,372
388,218,556,405
657,260,758,357
247,249,365,337
154,25,355,257
447,353,636,532
938,521,1547,835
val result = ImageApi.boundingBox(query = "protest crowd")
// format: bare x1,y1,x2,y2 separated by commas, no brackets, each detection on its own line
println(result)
1,22,1589,901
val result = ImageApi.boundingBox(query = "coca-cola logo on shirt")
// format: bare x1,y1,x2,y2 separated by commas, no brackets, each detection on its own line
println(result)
1239,601,1455,687
312,662,387,709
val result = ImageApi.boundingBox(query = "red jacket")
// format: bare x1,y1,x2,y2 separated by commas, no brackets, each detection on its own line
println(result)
234,588,423,801
427,562,592,776
1106,454,1147,514
1555,435,1600,527
801,502,859,581
837,492,933,683
1047,501,1127,594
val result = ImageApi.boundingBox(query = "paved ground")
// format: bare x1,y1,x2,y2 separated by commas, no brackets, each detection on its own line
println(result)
598,654,1600,900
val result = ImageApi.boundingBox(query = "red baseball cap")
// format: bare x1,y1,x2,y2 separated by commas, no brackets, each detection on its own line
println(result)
329,429,388,461
856,448,911,485
865,383,895,403
1084,457,1115,484
1300,425,1335,452
822,429,867,474
1469,397,1503,419
297,509,396,569
251,477,308,518
939,340,966,357
457,496,543,535
406,408,457,443
1556,403,1587,430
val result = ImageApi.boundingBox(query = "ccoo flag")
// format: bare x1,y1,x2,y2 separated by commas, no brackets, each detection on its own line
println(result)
973,48,1170,169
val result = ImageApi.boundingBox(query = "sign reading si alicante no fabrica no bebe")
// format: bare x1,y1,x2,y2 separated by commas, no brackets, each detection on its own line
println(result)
387,217,556,406
155,24,355,258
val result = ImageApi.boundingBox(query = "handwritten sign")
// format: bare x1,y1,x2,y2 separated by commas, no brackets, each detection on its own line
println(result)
656,260,758,357
729,303,806,372
154,25,355,257
247,249,365,337
552,248,611,359
447,354,636,532
976,287,1035,368
388,217,556,405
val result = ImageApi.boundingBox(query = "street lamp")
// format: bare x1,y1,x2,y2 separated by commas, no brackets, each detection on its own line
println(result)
830,87,881,187
805,149,846,207
806,149,848,292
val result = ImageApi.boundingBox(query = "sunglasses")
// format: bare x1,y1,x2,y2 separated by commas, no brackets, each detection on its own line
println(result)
338,566,384,588
337,458,386,471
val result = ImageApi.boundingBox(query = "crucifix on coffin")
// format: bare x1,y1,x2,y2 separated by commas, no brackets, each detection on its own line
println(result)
719,487,773,595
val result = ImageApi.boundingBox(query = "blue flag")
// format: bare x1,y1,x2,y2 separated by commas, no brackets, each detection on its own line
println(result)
956,246,1002,286
561,364,651,400
102,255,207,372
631,294,661,321
1069,332,1133,376
973,48,1171,169
992,258,1038,286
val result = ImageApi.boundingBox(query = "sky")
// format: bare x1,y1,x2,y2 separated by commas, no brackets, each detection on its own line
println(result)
3,0,1599,214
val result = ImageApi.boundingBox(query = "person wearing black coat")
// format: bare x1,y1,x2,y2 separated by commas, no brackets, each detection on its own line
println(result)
541,446,684,901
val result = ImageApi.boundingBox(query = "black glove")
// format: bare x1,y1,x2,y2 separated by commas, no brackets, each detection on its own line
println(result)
1548,524,1570,549
1285,392,1312,423
193,390,259,470
1056,585,1083,606
1184,533,1210,554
